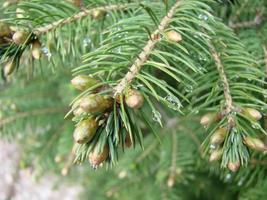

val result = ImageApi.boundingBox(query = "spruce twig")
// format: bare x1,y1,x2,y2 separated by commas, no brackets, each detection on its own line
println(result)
34,4,133,35
209,42,234,122
0,107,66,127
114,0,182,95
229,10,266,29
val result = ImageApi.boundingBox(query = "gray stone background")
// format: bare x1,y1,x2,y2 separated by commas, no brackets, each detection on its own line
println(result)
0,140,82,200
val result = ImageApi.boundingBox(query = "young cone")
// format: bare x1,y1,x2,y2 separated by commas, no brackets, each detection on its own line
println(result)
12,31,29,45
92,10,105,19
210,127,227,145
31,39,42,59
243,136,266,152
243,108,262,121
227,161,240,172
73,118,98,144
200,112,215,126
209,149,223,162
166,30,182,43
4,60,16,76
80,94,112,114
71,75,99,91
89,145,109,167
0,22,11,36
125,89,144,109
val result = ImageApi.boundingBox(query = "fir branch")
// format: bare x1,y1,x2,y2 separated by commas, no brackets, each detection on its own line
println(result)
229,10,266,29
0,107,66,127
34,4,133,35
209,42,234,117
114,0,182,95
263,46,267,76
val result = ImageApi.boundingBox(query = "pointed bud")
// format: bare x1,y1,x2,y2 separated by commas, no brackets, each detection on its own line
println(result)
200,112,215,126
61,167,69,176
71,75,99,91
167,176,175,188
89,145,109,167
80,94,112,114
31,39,41,59
227,161,240,172
54,155,65,163
0,22,11,36
210,128,227,145
125,89,144,109
243,108,262,121
4,60,16,76
209,149,223,162
125,134,132,148
92,9,105,19
166,30,182,43
244,136,266,152
73,118,98,144
12,31,29,45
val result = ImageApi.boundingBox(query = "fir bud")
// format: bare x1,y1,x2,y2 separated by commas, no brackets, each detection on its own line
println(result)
61,167,69,176
89,145,109,167
125,134,132,148
54,155,65,163
31,39,42,59
71,75,99,91
200,112,215,126
166,30,182,43
4,60,16,76
209,149,223,162
12,31,29,45
125,89,144,109
227,161,240,172
73,118,98,144
243,108,262,121
92,9,105,19
0,22,11,36
80,94,112,114
244,136,266,152
210,128,227,145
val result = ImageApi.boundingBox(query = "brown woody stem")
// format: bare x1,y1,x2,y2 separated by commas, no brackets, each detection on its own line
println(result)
34,4,132,35
114,0,182,95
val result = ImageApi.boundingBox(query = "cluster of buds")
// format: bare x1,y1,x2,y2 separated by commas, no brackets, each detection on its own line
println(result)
71,75,112,167
1,21,42,77
200,107,263,172
70,75,144,168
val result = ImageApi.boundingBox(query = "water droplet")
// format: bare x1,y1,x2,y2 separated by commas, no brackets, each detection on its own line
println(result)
41,47,52,59
83,37,91,47
225,173,232,181
164,95,181,111
198,54,208,64
210,144,216,150
198,14,209,21
133,84,144,89
251,123,260,129
237,178,244,186
185,85,193,93
152,110,162,126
